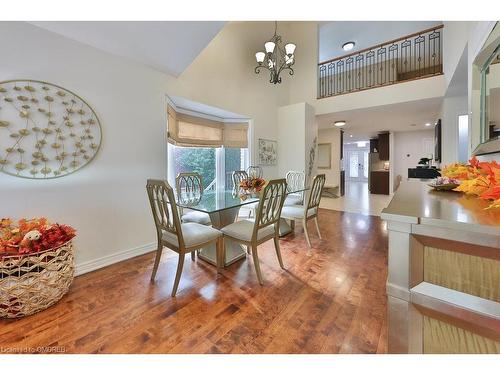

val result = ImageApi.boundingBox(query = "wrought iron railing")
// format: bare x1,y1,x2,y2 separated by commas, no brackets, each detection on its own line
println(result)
318,25,444,98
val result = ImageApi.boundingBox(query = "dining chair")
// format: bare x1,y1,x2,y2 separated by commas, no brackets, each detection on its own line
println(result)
284,170,305,206
281,174,326,248
231,170,248,193
246,165,263,179
232,170,259,218
175,172,211,225
146,179,223,297
221,179,287,285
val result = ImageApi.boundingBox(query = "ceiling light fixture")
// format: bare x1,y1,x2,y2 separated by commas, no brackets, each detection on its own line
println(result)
334,120,346,127
425,123,431,127
255,21,296,85
349,134,353,138
342,41,355,51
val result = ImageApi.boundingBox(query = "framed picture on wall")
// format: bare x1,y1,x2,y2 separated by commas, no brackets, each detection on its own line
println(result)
258,138,277,165
317,143,331,169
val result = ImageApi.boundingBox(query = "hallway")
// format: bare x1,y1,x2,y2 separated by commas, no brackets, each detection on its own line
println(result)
320,181,392,216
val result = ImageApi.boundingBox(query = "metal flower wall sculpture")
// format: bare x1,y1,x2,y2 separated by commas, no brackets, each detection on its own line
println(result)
0,80,102,179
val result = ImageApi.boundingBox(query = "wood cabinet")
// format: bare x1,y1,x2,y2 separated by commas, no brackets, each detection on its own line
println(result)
370,138,379,153
378,133,389,160
370,171,389,194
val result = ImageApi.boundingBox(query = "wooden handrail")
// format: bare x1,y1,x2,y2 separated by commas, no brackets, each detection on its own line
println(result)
318,24,444,66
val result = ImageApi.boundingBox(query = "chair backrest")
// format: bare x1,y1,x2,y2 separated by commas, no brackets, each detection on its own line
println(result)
175,172,203,198
232,170,248,192
146,179,184,247
247,165,263,179
286,170,305,198
252,179,287,240
306,174,326,212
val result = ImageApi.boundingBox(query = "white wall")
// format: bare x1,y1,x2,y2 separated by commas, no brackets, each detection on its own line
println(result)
440,95,468,165
317,128,341,187
0,22,171,269
277,102,317,185
278,103,307,176
393,129,435,188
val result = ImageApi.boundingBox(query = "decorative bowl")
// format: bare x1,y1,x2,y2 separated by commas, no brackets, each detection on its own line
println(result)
427,183,459,191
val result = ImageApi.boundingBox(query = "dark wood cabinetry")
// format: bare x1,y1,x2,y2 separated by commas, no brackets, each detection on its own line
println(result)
378,133,389,160
370,138,379,153
370,171,389,194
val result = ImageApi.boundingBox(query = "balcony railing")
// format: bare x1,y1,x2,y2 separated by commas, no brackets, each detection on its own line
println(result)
317,25,444,98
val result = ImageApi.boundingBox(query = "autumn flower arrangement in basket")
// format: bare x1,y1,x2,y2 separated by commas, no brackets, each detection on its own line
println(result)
439,157,500,210
0,218,76,318
239,177,267,199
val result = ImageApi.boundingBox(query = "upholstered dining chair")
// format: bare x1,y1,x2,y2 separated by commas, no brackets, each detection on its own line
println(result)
281,174,326,248
175,172,211,225
232,170,259,218
146,179,223,297
284,170,305,206
246,165,263,179
221,179,287,285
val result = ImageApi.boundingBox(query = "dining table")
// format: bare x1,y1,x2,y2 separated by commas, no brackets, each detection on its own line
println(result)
176,185,309,267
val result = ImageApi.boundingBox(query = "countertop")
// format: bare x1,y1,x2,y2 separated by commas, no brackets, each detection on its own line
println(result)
371,169,389,173
381,180,500,236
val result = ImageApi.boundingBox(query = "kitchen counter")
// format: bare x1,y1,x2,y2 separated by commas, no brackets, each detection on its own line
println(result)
381,180,500,354
382,180,500,238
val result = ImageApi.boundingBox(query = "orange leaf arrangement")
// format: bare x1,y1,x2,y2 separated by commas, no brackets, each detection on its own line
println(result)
441,157,500,209
239,177,267,198
0,218,76,258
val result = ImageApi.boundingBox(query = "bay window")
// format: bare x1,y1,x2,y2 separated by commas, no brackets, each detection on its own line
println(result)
166,105,249,191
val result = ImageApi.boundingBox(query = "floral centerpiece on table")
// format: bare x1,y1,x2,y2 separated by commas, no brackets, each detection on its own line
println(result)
441,157,500,209
0,217,76,258
239,177,266,199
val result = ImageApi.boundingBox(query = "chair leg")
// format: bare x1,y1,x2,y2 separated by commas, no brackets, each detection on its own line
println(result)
246,246,251,254
248,209,252,218
171,253,185,297
314,217,322,239
290,219,295,230
150,243,163,282
273,235,285,269
251,245,264,285
303,218,312,248
191,251,195,261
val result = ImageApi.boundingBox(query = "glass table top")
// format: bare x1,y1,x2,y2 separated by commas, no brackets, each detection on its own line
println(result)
176,187,308,214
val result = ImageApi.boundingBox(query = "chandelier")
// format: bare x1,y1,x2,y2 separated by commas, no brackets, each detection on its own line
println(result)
254,21,296,84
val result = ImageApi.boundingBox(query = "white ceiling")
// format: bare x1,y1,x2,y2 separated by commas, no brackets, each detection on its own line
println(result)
319,21,443,62
29,21,226,77
169,95,249,121
317,97,442,142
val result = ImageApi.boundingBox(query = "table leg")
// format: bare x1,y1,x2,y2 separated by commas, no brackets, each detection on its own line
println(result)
198,207,247,267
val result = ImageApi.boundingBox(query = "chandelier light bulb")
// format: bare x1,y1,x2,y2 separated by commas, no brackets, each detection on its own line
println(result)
285,43,296,55
264,41,276,53
255,52,265,63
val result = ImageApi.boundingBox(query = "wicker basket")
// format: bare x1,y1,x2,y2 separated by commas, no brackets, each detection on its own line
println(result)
0,241,75,319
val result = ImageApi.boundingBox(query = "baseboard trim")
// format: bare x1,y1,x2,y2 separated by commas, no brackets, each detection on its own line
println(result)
75,242,156,276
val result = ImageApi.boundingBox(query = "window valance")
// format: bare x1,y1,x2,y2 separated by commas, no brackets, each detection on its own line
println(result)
167,105,248,148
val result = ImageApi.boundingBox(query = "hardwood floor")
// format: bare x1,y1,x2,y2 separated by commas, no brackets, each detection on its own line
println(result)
0,209,388,354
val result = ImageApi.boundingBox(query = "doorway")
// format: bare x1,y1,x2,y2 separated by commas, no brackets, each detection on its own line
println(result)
346,149,369,181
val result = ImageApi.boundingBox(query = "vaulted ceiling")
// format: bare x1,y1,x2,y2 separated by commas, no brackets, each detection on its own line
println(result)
29,21,226,77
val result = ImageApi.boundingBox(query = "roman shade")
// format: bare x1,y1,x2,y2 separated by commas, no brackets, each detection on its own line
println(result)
167,105,248,148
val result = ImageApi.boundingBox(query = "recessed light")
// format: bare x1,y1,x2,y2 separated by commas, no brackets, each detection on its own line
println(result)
334,120,346,127
342,41,355,51
349,134,353,138
425,123,431,127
